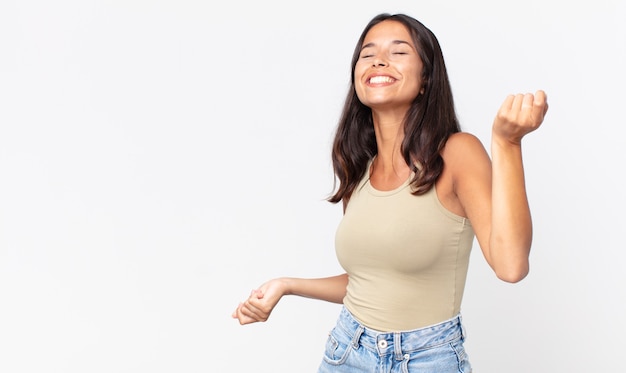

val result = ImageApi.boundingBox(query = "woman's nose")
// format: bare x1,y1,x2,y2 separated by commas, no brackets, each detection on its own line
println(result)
372,57,387,67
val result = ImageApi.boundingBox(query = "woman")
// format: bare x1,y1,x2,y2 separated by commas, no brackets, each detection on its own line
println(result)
232,13,548,372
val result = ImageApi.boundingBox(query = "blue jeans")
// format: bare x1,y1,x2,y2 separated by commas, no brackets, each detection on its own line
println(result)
318,307,472,373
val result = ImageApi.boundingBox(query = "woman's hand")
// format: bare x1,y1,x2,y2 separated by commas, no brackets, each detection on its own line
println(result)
231,278,287,325
493,90,549,145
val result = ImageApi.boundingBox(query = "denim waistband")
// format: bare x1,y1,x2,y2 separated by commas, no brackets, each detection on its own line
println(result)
336,306,466,359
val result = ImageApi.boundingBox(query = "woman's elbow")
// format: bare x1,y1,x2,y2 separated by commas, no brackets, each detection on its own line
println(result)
494,264,529,283
488,240,531,283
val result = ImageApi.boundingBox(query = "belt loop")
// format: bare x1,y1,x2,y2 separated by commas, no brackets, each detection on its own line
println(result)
459,314,467,340
351,325,364,349
394,332,403,361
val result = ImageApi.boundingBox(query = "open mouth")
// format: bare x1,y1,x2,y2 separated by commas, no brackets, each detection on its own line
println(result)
369,76,396,84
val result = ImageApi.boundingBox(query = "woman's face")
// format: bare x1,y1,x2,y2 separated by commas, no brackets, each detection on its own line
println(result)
354,20,424,112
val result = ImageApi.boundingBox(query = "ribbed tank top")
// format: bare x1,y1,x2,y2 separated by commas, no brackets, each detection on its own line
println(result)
335,166,475,331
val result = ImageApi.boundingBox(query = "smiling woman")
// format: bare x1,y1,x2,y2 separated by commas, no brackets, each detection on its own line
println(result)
232,12,548,373
354,20,424,114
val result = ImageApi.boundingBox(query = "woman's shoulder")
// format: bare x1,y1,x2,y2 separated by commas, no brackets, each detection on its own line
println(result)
442,132,487,158
446,131,482,145
435,132,490,217
440,132,491,182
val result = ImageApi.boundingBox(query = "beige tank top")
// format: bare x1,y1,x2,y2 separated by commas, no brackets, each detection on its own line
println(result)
335,166,474,331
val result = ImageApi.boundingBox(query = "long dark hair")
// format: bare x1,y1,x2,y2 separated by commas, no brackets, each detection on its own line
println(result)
328,13,460,204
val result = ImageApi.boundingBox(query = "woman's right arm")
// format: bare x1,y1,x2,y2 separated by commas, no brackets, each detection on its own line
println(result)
232,273,348,325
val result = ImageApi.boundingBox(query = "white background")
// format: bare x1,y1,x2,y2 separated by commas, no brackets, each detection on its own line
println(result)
1,0,625,372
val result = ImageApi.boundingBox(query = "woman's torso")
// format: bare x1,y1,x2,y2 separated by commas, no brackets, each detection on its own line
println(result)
335,161,474,331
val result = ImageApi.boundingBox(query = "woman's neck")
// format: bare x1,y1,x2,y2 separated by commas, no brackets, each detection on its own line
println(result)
371,113,411,188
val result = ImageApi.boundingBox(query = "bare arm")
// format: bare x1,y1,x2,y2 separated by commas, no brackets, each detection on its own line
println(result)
489,91,548,281
451,91,548,283
232,274,348,325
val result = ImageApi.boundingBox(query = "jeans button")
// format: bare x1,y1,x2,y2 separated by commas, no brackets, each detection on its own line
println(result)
378,339,387,348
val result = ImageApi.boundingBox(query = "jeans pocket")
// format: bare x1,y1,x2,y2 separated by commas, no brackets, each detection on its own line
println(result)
322,329,352,365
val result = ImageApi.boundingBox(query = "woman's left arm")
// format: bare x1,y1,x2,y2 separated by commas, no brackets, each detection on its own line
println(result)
451,91,548,283
489,91,548,282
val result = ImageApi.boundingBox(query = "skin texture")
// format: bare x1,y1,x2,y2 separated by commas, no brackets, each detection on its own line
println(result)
232,20,548,325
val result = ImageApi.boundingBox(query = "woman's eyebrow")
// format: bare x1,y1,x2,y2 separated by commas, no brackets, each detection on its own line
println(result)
361,40,412,51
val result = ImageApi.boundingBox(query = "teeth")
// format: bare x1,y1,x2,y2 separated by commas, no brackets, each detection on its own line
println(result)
370,76,394,84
